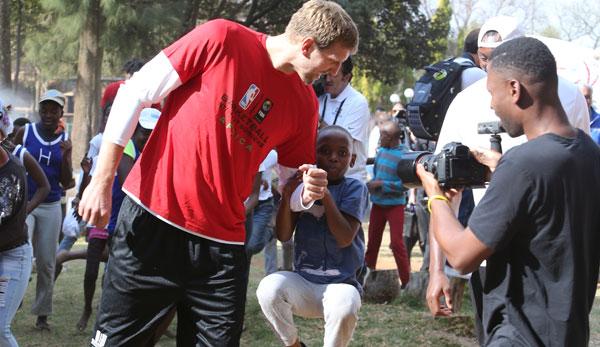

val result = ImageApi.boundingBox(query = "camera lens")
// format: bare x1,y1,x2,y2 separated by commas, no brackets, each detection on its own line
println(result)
397,151,433,188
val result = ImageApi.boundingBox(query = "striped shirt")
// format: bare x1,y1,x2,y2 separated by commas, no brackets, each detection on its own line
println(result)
370,145,408,206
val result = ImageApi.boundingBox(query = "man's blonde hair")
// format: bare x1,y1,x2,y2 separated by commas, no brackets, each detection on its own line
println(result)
286,0,358,53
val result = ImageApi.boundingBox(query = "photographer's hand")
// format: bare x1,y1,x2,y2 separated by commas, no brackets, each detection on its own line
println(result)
416,164,444,198
427,270,453,316
471,147,501,173
416,164,462,211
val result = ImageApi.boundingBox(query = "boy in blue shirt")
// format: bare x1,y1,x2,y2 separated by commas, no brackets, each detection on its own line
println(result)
257,125,368,347
364,120,411,287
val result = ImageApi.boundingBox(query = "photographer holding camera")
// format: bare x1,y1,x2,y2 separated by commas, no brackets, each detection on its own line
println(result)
426,16,593,345
418,37,600,346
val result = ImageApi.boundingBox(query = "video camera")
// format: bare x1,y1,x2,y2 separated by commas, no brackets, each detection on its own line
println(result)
477,121,505,153
397,142,487,189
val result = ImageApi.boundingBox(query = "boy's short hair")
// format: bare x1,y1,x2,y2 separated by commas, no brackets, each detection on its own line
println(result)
380,120,401,138
318,124,353,149
286,0,359,53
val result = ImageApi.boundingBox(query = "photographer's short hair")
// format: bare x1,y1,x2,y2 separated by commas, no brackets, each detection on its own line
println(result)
464,28,480,54
286,0,358,53
490,37,557,85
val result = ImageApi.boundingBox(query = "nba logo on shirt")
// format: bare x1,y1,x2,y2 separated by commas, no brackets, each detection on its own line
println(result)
239,84,260,110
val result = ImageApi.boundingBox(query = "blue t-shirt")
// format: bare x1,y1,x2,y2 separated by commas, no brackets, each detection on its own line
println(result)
293,177,368,290
23,123,67,203
370,145,408,206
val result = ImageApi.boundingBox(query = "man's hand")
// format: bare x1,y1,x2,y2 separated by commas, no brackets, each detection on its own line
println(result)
81,157,93,174
78,178,112,227
60,139,73,156
298,164,327,205
471,147,501,173
416,164,444,198
427,270,453,316
416,164,462,212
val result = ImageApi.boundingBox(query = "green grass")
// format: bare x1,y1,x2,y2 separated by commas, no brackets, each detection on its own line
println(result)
11,243,600,346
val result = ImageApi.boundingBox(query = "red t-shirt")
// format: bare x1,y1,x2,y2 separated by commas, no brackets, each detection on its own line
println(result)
123,19,318,244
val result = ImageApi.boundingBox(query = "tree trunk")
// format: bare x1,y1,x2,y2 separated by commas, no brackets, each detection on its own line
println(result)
13,0,23,93
0,0,11,89
72,0,103,170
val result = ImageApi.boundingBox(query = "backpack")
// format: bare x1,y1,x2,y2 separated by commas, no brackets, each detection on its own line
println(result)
407,58,475,141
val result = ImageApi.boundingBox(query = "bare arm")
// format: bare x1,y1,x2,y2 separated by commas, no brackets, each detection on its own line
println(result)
78,142,124,226
22,151,50,213
417,164,493,274
13,127,24,145
321,189,361,248
244,172,262,215
59,139,74,189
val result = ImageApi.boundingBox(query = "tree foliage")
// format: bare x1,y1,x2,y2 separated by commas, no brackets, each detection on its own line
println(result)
428,0,452,61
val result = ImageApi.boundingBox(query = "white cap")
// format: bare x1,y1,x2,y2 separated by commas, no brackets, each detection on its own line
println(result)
0,99,11,137
39,89,65,108
138,108,160,130
478,16,524,49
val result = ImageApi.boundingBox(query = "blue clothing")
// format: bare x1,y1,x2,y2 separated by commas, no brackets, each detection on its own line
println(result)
294,177,368,290
10,145,26,164
246,198,275,256
0,243,32,347
107,140,139,233
22,123,66,203
370,145,408,206
590,107,600,145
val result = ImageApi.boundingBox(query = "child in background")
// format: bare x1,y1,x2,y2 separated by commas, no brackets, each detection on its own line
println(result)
257,125,368,347
364,120,411,288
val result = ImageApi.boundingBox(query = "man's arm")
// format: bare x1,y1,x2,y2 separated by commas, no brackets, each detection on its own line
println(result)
59,138,73,189
278,164,328,211
78,142,124,227
22,151,50,214
244,172,262,215
78,53,182,226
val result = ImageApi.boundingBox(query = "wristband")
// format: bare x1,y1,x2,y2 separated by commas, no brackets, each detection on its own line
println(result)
427,195,449,213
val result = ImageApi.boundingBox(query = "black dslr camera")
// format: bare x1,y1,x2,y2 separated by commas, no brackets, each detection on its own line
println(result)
397,142,487,189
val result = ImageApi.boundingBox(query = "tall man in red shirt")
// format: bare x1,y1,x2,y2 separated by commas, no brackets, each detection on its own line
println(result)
79,1,358,346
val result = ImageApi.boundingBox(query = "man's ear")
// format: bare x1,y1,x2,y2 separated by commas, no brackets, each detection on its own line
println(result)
509,79,521,104
301,37,316,58
344,72,352,84
349,153,356,168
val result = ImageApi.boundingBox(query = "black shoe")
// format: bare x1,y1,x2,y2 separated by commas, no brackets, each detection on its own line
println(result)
35,316,50,330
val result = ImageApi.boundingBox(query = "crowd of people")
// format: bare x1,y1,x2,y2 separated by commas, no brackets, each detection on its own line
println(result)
0,1,598,346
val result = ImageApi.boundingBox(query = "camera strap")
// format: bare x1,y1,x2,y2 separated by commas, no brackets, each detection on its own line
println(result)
320,96,347,125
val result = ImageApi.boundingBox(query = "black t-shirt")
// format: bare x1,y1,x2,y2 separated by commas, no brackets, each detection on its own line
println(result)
0,149,28,251
469,130,600,346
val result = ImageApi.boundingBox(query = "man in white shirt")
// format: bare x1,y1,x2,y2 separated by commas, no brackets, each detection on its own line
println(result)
318,57,370,182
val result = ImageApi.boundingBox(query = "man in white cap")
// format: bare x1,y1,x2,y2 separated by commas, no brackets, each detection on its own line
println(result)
14,89,73,330
425,15,591,343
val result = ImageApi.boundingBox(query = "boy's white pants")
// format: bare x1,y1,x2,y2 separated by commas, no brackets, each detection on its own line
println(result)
256,271,361,347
